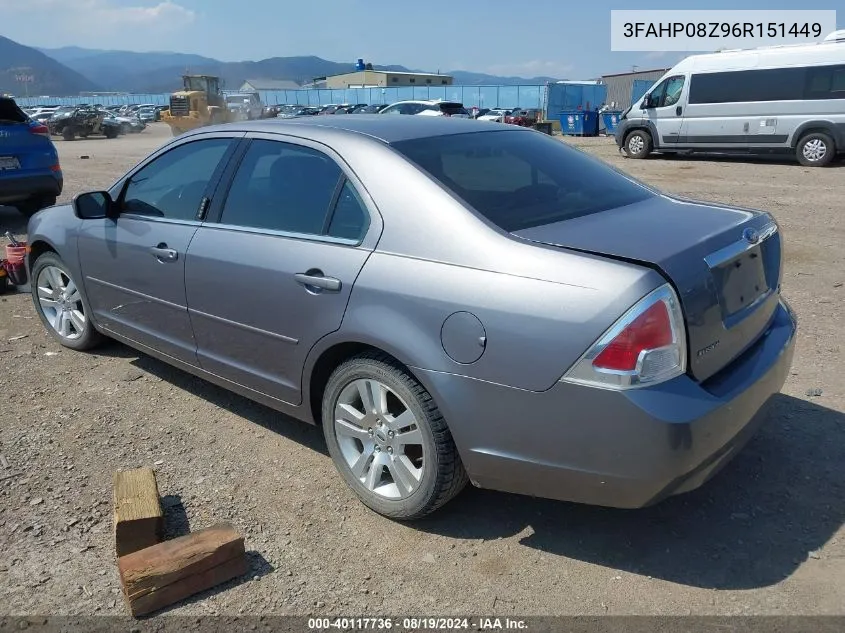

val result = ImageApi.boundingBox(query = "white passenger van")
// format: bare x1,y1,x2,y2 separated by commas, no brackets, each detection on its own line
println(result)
615,30,845,166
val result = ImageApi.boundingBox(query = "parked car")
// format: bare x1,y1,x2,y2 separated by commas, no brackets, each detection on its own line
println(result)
225,93,264,121
0,97,62,216
469,108,491,119
505,108,542,126
333,104,368,115
351,104,387,114
25,116,796,519
108,112,146,134
380,100,470,117
283,106,320,117
477,108,512,122
48,106,121,140
137,106,157,123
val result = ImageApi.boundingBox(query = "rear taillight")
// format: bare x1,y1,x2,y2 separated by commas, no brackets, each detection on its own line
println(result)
29,123,50,137
561,284,687,390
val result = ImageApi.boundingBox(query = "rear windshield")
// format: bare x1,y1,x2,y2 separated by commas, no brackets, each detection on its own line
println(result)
392,130,653,232
0,98,28,124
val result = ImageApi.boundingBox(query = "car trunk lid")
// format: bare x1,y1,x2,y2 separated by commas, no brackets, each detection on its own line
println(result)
513,195,782,382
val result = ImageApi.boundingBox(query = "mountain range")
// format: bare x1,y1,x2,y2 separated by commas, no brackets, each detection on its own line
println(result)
0,35,561,97
0,36,99,96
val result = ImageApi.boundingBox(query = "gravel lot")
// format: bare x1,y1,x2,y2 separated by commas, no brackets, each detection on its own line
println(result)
1,122,843,617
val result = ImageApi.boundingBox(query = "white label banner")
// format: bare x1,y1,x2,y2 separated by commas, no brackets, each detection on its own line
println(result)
610,10,838,52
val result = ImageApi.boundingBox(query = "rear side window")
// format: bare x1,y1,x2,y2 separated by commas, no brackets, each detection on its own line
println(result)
392,131,652,232
220,139,342,235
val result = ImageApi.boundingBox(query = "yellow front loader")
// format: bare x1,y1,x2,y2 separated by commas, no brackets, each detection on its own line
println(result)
160,75,231,136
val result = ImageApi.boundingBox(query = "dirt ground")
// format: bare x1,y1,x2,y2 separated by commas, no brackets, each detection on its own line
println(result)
1,123,843,617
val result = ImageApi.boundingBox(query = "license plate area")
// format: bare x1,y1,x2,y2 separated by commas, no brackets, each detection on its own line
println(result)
0,156,21,171
711,245,771,318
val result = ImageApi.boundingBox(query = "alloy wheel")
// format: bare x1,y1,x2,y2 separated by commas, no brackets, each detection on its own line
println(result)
36,265,86,340
333,378,425,499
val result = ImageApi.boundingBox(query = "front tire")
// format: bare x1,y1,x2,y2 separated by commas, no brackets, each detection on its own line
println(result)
322,353,468,520
624,129,653,159
796,132,835,167
30,252,104,351
62,126,76,141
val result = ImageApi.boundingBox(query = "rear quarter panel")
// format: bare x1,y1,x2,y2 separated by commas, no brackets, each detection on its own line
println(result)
331,249,666,392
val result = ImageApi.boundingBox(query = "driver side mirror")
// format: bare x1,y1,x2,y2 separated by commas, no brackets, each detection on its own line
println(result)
73,191,115,220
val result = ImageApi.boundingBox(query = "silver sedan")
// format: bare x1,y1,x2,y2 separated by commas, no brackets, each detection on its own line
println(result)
25,116,796,519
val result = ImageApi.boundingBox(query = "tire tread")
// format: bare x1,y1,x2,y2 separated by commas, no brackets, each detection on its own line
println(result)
324,351,468,520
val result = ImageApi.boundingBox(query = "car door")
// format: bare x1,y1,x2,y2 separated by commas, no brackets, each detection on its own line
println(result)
643,74,686,147
76,134,240,363
184,134,379,405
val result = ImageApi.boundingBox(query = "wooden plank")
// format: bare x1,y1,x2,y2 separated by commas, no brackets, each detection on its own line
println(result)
117,523,247,617
113,468,164,557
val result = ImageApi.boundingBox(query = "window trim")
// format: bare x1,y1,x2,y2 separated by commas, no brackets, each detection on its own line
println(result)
206,132,379,248
114,134,242,225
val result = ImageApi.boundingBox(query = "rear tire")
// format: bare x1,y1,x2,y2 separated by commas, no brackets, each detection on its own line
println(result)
322,353,468,520
30,252,104,351
624,129,653,159
105,127,118,139
62,126,76,141
796,132,835,167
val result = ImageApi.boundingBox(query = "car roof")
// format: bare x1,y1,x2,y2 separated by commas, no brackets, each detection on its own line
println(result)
195,114,530,144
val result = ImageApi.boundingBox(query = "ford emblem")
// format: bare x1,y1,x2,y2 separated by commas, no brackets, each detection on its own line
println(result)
743,227,760,244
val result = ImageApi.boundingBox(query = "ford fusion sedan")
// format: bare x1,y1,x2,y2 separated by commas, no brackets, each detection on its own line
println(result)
26,116,796,519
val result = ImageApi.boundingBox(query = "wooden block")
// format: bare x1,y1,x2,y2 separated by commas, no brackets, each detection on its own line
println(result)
118,523,247,617
113,468,164,557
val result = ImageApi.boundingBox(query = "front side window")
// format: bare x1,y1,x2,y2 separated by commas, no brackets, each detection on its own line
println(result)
647,76,684,108
380,104,402,115
122,138,232,220
662,76,685,106
393,130,652,232
219,139,343,236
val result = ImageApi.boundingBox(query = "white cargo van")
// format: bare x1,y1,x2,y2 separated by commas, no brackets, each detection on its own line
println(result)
615,30,845,166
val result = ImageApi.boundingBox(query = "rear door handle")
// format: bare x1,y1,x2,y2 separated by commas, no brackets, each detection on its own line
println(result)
149,244,178,263
294,272,341,292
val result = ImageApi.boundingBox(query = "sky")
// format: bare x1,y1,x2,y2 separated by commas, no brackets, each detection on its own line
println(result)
1,0,842,78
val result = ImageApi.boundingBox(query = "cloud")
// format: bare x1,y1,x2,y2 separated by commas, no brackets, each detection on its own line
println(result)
484,60,575,79
7,0,196,45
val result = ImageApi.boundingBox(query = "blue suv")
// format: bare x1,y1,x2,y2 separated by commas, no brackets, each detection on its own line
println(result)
0,97,63,216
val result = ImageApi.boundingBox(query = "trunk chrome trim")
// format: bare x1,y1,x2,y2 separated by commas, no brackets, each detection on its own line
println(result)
703,222,778,269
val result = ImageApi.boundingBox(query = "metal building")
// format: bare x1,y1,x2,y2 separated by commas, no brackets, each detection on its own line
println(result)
600,68,668,108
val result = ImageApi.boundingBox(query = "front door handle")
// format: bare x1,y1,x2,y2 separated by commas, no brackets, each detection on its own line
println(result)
149,244,178,263
676,106,683,116
294,271,341,292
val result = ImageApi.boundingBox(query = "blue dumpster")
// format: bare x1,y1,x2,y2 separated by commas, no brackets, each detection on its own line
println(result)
559,111,599,136
601,111,623,135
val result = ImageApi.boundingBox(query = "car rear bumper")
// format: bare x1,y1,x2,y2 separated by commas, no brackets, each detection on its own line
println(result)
0,172,63,204
416,299,796,508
